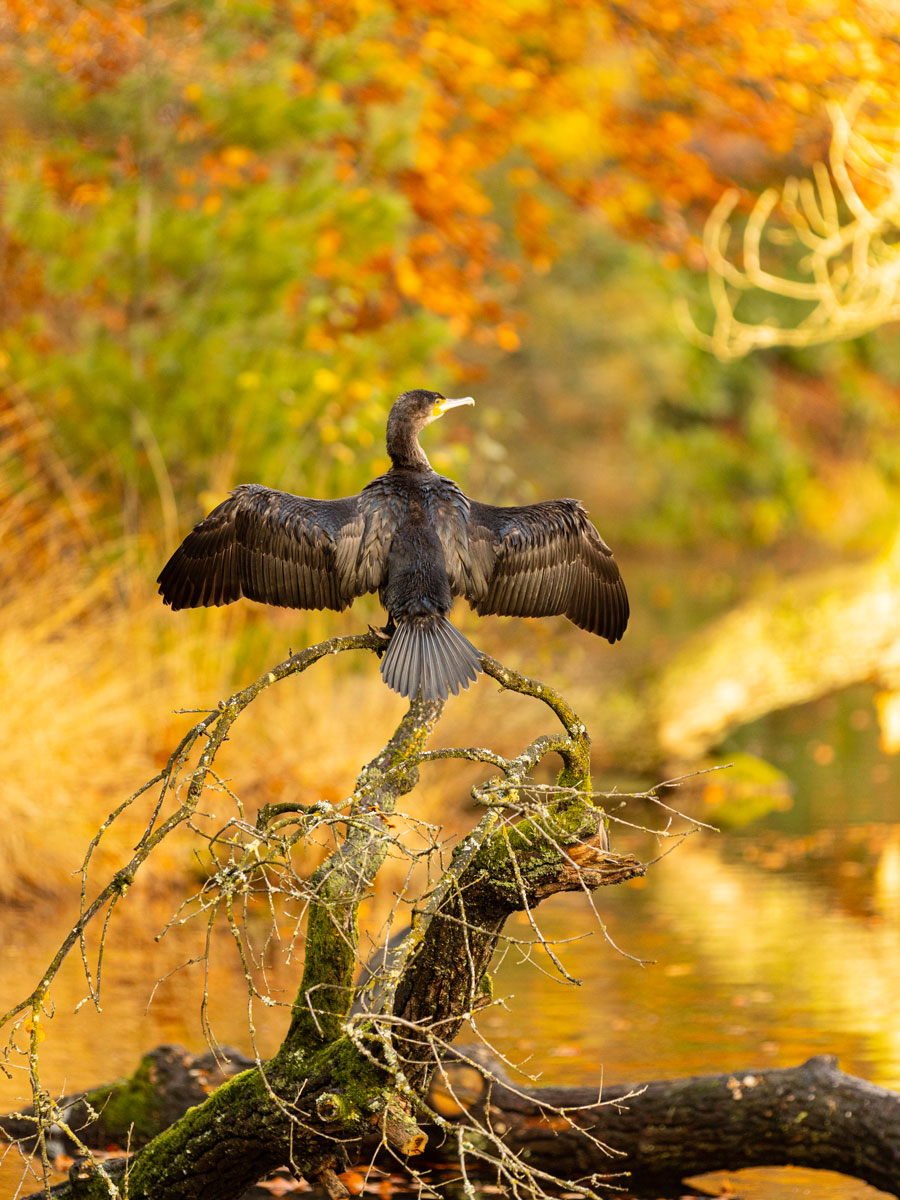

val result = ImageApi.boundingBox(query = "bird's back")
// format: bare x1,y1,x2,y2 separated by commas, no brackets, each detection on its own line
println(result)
365,470,482,701
363,470,467,615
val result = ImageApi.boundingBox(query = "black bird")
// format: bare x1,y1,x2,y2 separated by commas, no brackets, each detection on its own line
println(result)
157,390,628,702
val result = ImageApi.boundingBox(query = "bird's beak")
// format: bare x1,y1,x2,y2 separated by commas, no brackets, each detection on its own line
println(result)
434,396,475,417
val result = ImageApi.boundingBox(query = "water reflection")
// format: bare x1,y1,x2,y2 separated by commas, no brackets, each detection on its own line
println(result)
3,688,900,1199
478,835,900,1089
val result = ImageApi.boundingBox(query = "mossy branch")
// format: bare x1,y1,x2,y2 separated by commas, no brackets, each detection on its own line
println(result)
285,694,445,1050
480,652,592,786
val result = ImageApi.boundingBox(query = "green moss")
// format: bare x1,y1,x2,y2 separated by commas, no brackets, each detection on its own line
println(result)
288,892,358,1048
125,1067,269,1195
83,1053,167,1146
469,797,602,902
557,758,590,790
63,1158,128,1199
321,1035,387,1116
124,1036,395,1198
316,1090,359,1124
544,795,595,835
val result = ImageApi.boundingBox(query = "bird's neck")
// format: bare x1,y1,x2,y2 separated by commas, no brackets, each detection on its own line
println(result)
386,416,432,471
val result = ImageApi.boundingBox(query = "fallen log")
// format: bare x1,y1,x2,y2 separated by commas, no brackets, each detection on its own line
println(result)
6,1046,899,1198
430,1046,900,1198
0,1044,252,1158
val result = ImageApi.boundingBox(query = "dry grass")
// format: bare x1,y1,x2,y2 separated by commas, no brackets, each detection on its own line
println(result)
0,547,463,898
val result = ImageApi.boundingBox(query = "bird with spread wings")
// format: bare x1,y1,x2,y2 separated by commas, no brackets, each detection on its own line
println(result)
158,390,628,702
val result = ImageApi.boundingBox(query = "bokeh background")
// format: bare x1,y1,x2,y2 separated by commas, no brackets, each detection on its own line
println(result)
3,2,900,1197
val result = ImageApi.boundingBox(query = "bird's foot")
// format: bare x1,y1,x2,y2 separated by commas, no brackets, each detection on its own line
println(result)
368,623,393,658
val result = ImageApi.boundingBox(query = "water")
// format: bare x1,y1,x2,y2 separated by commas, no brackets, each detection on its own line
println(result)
2,686,899,1199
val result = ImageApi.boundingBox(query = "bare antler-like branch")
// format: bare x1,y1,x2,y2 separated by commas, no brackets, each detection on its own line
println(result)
682,89,900,359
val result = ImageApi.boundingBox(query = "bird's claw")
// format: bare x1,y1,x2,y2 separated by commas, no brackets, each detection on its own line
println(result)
368,623,393,658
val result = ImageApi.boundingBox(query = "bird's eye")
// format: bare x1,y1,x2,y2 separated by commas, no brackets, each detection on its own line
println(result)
432,401,443,417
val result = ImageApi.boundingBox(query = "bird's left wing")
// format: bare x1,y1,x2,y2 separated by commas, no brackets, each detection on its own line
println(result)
458,498,629,643
158,483,386,612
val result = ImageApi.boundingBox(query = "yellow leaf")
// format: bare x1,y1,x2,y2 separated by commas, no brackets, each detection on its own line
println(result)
496,323,521,351
221,145,253,168
394,257,422,298
313,368,341,394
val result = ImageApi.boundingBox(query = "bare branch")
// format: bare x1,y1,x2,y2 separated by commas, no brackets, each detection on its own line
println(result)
682,88,900,359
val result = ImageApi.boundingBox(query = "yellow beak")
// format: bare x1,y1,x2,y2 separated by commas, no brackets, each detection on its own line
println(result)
434,396,475,417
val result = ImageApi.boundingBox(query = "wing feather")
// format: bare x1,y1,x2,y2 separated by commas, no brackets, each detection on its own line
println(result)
158,483,387,613
461,498,629,644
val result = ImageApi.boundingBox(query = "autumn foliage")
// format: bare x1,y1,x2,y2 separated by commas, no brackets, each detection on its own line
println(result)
3,1,900,524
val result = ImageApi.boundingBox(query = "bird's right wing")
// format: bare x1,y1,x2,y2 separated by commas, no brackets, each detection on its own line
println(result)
459,498,629,643
157,484,386,612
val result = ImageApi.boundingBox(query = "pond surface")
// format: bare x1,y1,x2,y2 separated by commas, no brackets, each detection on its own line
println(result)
2,685,899,1199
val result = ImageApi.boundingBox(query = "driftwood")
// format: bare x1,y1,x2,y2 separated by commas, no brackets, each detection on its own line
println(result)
0,1045,251,1160
653,534,900,761
5,1045,900,1198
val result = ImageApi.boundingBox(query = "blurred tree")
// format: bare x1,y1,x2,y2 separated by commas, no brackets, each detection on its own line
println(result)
685,92,900,359
601,0,900,253
4,0,900,540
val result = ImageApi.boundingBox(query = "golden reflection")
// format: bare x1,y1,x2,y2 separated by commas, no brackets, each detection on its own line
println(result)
874,834,900,919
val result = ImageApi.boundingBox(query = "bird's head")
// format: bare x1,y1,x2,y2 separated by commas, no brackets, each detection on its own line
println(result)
392,389,475,430
386,390,475,469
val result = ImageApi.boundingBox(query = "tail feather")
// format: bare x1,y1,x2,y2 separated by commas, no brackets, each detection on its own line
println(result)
441,633,468,696
423,626,437,701
444,628,478,693
390,620,409,698
381,616,482,701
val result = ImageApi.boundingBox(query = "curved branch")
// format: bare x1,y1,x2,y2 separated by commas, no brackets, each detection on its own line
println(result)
479,653,592,785
1,634,385,1036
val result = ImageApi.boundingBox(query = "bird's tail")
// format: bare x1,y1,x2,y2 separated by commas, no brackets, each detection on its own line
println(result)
380,615,482,702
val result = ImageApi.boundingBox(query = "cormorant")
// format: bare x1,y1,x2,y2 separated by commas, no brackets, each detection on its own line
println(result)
157,390,629,702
